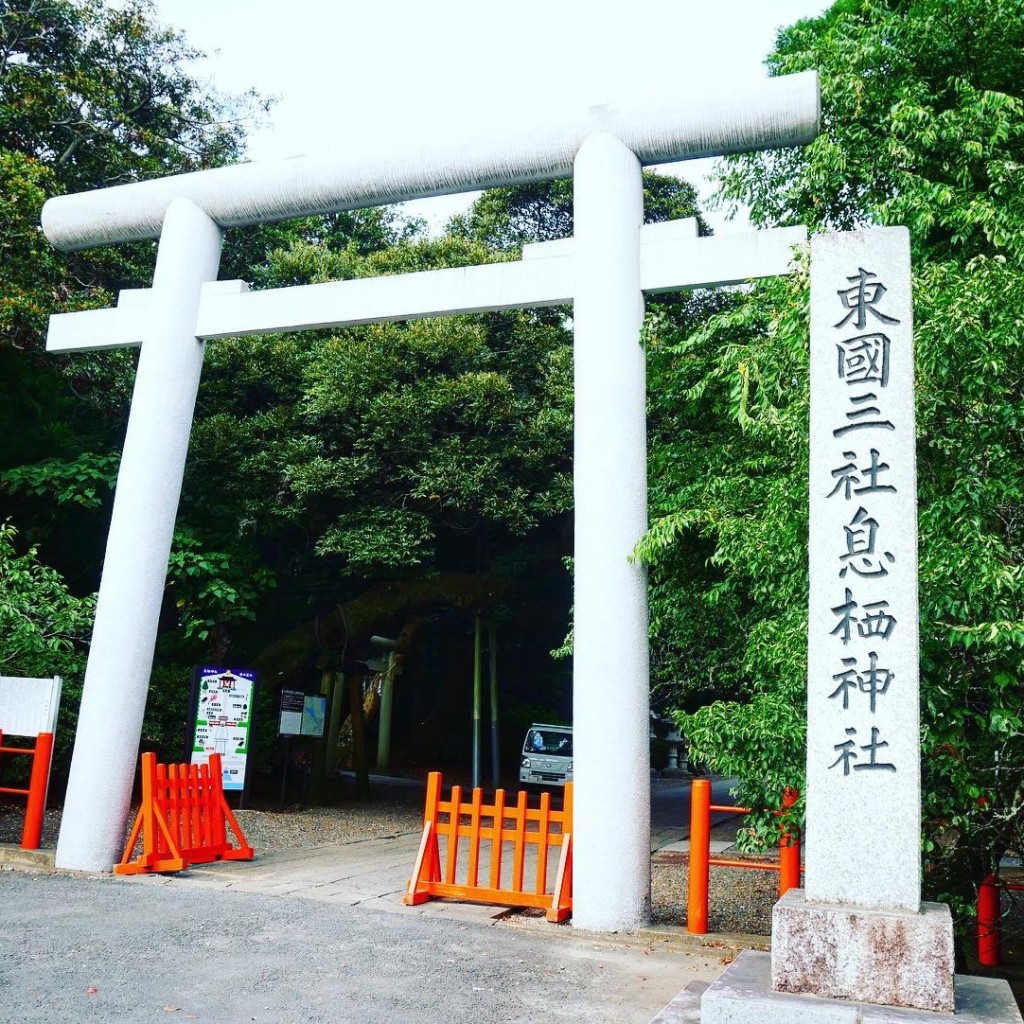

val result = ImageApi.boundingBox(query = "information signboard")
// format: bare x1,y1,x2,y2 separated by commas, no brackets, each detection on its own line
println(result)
301,695,327,738
279,689,305,736
189,667,255,792
0,676,62,736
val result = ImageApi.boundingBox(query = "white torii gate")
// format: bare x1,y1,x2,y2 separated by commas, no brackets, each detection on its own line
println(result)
42,72,818,931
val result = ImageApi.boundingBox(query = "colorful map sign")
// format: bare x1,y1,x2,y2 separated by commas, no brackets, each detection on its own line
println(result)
190,667,255,791
301,695,327,738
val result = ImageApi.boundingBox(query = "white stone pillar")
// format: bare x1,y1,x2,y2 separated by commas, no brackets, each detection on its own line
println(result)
770,227,955,1015
571,132,650,930
55,198,223,872
805,227,921,910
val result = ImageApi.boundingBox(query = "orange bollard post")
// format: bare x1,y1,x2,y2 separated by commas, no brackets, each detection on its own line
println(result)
978,873,1002,967
687,777,711,934
777,786,801,897
779,832,801,896
21,731,54,850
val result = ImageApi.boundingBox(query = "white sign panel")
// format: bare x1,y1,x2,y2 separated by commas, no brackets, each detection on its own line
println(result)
278,689,304,736
190,667,255,792
0,676,62,736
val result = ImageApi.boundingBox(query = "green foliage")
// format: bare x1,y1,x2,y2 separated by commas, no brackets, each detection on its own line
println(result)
450,171,709,252
0,0,263,190
140,663,193,761
0,1,281,779
188,233,575,596
715,0,1024,260
641,266,811,721
0,520,95,676
166,529,274,646
0,519,96,782
642,0,1024,923
2,451,120,509
0,150,86,345
679,694,806,848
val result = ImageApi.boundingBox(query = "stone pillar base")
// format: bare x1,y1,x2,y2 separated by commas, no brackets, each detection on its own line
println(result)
695,950,1023,1024
771,889,955,1012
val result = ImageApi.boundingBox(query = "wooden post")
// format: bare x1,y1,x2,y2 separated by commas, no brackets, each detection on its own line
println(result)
377,654,395,771
488,622,500,788
324,670,345,774
307,669,332,805
348,672,369,798
472,616,482,789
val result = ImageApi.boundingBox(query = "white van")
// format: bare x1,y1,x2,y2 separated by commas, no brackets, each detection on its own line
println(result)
519,723,573,788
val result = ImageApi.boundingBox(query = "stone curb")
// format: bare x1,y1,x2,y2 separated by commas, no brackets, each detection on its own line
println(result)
0,843,55,871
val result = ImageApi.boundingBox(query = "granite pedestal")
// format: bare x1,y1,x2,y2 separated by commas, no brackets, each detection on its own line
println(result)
698,950,1022,1024
771,890,955,1012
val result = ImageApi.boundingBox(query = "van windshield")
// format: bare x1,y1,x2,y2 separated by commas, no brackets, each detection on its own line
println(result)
525,728,572,757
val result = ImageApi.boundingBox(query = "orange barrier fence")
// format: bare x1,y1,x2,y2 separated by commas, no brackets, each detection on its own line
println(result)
0,730,54,850
687,778,801,934
403,772,573,922
978,872,1024,967
116,752,253,875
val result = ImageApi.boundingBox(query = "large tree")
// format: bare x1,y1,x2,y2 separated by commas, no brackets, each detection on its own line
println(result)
0,0,269,779
0,0,260,189
0,0,265,473
639,0,1024,936
162,175,709,779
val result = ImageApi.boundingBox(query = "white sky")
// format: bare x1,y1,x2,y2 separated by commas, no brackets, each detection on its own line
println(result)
153,0,829,233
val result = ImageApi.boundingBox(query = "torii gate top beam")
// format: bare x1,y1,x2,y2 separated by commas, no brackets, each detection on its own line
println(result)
41,71,819,252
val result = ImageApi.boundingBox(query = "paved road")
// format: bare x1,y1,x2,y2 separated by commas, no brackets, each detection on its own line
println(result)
337,770,738,845
650,775,738,840
0,869,724,1024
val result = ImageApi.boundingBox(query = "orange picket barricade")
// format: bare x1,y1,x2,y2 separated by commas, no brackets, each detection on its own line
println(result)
403,772,573,922
116,752,253,875
0,729,55,850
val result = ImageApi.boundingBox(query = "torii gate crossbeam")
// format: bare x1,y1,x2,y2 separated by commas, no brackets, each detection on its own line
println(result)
42,73,818,932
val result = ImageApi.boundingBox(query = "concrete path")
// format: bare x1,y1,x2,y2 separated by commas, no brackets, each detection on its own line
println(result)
0,776,758,1022
0,843,733,1024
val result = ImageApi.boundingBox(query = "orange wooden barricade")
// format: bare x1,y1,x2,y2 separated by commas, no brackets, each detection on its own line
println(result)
687,778,802,935
116,752,253,875
403,772,573,922
0,729,55,850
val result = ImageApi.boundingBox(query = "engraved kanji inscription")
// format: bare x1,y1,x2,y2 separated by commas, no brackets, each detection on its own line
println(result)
826,449,897,500
839,506,896,579
834,268,902,330
837,332,891,387
830,588,898,644
833,392,895,437
828,651,893,712
829,725,897,775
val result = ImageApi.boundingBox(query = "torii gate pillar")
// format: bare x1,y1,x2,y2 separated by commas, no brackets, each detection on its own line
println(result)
572,133,650,929
55,199,222,871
